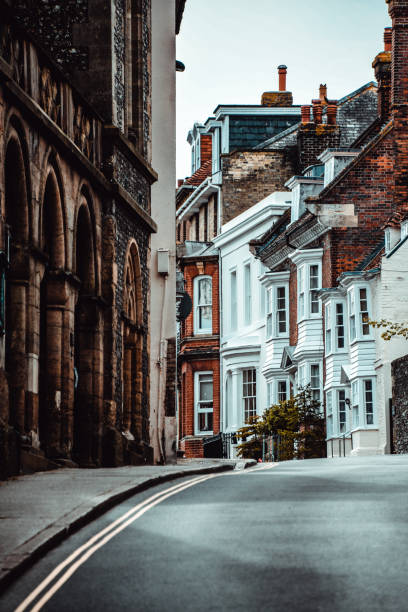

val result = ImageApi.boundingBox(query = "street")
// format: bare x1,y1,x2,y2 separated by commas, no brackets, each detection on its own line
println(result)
2,455,408,611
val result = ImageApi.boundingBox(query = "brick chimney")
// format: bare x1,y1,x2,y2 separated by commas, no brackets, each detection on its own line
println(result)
261,65,293,107
386,0,408,212
297,86,340,171
372,27,392,123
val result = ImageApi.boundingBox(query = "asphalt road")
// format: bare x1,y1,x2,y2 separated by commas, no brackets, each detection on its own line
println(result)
2,455,408,612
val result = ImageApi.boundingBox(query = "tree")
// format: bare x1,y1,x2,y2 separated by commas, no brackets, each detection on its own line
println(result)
369,319,408,341
235,386,325,461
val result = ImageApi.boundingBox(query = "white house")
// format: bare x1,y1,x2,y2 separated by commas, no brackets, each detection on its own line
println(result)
213,192,290,452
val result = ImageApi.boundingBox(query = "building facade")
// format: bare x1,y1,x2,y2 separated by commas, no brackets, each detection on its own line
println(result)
0,0,182,478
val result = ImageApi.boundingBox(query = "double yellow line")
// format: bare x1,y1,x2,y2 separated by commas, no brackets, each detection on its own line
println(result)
16,463,277,611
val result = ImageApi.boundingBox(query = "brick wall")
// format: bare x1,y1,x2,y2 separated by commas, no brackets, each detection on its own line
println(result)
181,259,220,338
297,124,340,172
392,354,408,453
321,129,395,284
221,150,296,224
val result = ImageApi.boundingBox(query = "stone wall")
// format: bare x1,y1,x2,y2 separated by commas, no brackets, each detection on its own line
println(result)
392,354,408,454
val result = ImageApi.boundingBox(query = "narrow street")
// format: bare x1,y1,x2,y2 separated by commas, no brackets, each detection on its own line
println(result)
2,455,408,612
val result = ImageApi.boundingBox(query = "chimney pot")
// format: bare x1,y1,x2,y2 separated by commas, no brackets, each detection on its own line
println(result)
312,100,323,124
278,65,287,91
326,102,338,125
301,105,312,124
384,27,392,52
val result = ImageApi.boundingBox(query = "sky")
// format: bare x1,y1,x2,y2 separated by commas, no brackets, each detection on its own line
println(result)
176,0,390,181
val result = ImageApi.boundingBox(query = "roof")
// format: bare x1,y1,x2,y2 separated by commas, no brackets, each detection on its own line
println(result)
183,160,212,187
255,81,377,151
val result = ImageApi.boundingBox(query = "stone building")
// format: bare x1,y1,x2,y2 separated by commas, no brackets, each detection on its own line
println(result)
0,0,183,478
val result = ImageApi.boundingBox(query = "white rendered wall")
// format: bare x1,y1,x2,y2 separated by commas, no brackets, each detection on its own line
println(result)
150,0,177,463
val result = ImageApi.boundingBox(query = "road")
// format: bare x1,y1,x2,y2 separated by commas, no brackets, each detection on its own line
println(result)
2,455,408,612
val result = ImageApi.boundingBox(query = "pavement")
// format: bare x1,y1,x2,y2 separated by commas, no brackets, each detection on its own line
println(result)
0,458,255,592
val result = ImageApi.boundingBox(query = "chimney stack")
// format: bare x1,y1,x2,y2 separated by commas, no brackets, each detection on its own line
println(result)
278,65,287,91
386,0,408,213
261,65,293,106
384,26,392,52
372,27,393,124
319,84,327,105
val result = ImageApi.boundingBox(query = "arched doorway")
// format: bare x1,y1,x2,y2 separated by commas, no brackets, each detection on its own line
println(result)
123,243,143,442
4,133,30,439
38,167,66,457
73,200,98,465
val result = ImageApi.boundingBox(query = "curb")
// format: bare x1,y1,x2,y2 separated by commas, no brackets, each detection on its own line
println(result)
0,462,244,593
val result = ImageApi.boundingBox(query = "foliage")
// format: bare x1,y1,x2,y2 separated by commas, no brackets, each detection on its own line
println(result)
369,319,408,341
235,386,325,461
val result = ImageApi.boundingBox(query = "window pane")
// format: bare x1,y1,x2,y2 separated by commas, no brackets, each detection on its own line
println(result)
230,271,237,331
244,264,251,325
199,306,212,330
199,278,212,305
338,390,346,433
276,287,287,334
364,380,374,425
200,380,213,401
360,288,370,336
199,412,213,432
243,369,256,422
309,265,319,289
278,381,287,402
336,303,345,349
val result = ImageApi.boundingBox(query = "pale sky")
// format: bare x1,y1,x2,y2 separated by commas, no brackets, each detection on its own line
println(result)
176,0,390,181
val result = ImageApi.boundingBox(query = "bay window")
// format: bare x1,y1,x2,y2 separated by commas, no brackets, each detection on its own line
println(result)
310,364,321,402
335,303,345,348
194,276,212,334
364,380,374,425
277,380,288,403
195,372,213,434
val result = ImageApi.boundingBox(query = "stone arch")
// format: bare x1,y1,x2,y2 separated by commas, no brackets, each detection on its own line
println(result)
122,240,143,440
38,162,68,457
3,124,31,436
73,188,103,466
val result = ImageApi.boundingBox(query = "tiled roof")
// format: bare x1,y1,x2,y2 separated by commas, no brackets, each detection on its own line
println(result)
184,160,212,187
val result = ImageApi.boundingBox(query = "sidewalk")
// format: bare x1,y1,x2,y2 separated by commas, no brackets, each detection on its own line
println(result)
0,458,254,591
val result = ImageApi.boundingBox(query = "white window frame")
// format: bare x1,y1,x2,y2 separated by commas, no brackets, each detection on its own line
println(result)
298,362,322,404
230,268,237,332
347,285,372,343
266,284,288,339
193,275,212,335
297,262,322,321
242,368,257,423
335,302,346,350
385,228,391,254
401,220,408,240
194,371,214,435
277,380,288,403
325,303,332,355
338,389,347,434
243,261,252,326
326,390,333,438
351,378,376,430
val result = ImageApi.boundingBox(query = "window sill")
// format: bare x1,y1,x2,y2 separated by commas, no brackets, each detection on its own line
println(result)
350,426,379,433
349,337,374,346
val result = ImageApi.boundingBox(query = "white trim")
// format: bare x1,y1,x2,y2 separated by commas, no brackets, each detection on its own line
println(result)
214,106,302,119
193,275,213,335
194,371,214,435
